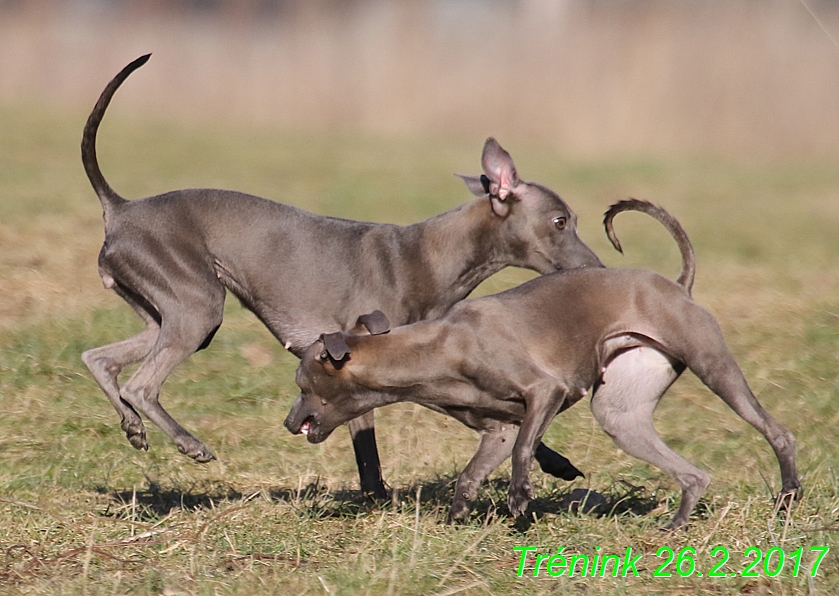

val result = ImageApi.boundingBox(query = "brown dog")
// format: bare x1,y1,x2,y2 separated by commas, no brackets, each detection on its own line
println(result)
81,55,607,497
285,201,799,528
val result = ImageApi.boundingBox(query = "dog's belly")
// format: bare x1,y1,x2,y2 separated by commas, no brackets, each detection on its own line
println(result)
591,346,682,428
605,346,678,384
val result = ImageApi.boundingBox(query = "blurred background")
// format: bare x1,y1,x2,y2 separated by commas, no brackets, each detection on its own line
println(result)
2,0,839,160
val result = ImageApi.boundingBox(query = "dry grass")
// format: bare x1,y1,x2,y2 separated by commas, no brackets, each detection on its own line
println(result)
0,98,838,594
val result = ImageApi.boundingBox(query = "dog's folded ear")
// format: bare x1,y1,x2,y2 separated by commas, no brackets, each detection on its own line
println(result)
356,310,390,335
456,174,491,197
320,332,350,362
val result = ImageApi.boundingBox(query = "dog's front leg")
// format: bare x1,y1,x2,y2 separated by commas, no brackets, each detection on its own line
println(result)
450,425,518,522
508,384,568,517
347,411,388,499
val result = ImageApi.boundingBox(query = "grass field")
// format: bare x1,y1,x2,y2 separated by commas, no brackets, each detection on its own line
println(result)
1,105,838,595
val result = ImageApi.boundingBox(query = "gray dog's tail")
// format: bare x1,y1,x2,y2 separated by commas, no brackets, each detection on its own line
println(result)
603,198,695,296
82,54,151,225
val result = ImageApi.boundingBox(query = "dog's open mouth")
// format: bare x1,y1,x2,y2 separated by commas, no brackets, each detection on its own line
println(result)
299,416,315,437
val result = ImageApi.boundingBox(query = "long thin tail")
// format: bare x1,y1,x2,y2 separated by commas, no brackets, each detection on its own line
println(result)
81,54,151,223
603,198,695,296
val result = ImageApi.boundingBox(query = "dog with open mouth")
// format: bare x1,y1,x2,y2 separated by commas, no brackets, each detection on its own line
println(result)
285,200,800,528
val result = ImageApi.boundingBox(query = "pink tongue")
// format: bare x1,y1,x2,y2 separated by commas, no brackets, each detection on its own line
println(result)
301,420,311,436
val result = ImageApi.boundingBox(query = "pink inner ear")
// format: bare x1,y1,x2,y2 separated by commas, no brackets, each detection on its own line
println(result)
498,163,517,198
482,142,519,198
486,161,515,199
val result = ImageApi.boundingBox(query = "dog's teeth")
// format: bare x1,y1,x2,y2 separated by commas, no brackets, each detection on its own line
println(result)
301,426,309,436
284,341,292,350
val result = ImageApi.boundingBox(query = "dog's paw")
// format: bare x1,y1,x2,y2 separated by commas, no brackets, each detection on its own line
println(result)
177,439,216,463
120,416,149,451
192,449,216,463
123,423,148,451
507,479,534,518
661,518,689,532
127,432,149,451
449,498,471,523
775,484,802,511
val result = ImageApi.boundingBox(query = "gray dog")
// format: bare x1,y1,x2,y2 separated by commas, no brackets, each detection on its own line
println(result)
285,201,800,528
82,55,612,497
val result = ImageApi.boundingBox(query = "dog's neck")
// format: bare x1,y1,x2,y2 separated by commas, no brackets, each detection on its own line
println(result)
333,322,528,430
342,322,450,395
404,198,506,319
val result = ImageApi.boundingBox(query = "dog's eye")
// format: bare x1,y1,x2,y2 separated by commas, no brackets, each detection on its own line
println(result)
552,216,567,230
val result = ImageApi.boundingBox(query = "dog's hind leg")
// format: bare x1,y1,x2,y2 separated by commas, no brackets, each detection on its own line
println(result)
590,346,707,529
535,443,584,481
118,283,225,462
82,286,160,451
684,326,800,505
450,425,518,522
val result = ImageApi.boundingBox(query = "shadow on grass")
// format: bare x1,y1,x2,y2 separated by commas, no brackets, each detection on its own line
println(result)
389,476,668,532
98,480,244,520
96,475,685,531
275,475,671,531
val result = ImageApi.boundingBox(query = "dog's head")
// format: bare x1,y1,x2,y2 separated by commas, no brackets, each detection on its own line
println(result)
458,138,603,274
284,311,391,444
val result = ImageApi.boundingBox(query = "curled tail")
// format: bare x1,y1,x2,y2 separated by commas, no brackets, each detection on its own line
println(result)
81,54,151,224
603,198,695,296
